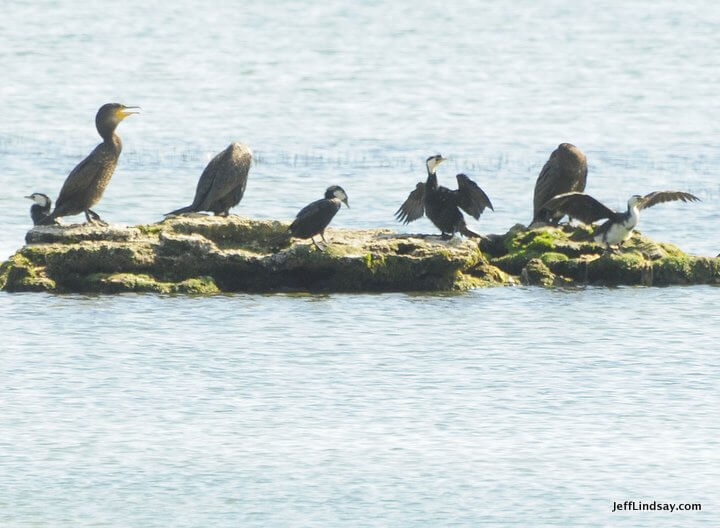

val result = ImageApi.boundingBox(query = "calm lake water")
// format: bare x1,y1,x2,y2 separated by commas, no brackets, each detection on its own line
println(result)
1,1,719,526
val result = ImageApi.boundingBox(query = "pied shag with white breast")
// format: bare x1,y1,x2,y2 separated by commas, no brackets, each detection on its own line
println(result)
540,191,700,251
25,193,55,225
395,154,493,239
289,185,349,250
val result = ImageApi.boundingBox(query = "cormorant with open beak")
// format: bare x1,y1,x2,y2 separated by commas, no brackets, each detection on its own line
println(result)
540,191,700,251
289,185,349,250
42,103,139,225
396,154,493,239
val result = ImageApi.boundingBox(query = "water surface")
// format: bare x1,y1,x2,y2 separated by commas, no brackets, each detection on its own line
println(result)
1,1,719,526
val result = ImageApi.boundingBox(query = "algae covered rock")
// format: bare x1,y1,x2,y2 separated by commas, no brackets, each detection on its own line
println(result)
1,217,717,294
521,258,556,286
489,224,719,287
1,216,506,293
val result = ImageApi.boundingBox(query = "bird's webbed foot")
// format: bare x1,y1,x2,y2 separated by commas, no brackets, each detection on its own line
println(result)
311,237,328,252
85,209,108,226
440,232,454,241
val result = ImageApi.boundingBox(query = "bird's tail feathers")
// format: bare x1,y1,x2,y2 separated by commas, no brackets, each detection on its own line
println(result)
165,205,195,216
459,222,483,239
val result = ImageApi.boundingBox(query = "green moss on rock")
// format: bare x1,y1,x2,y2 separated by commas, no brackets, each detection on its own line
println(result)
2,218,718,293
651,255,695,285
586,252,651,285
0,252,56,292
85,273,220,294
540,252,569,266
521,258,556,286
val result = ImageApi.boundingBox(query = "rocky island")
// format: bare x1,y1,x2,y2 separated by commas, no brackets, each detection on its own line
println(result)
1,216,718,293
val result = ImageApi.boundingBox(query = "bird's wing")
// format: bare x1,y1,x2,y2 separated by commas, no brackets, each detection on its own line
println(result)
395,183,425,224
539,192,616,224
533,151,564,215
289,199,338,230
55,146,106,206
294,199,325,221
197,145,252,210
454,173,494,219
639,191,701,210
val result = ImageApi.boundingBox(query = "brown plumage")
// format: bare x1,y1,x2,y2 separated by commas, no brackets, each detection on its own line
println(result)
541,191,700,225
43,103,139,224
166,142,253,217
532,143,587,224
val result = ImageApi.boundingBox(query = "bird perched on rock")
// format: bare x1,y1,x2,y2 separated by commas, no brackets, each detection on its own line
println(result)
42,103,139,225
540,191,700,251
289,185,349,250
395,154,493,239
532,143,587,225
25,193,55,225
166,142,252,217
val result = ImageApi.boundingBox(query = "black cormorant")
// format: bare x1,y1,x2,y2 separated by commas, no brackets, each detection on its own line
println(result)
42,103,139,225
166,142,252,216
532,143,587,225
540,191,700,250
289,185,349,249
395,154,493,239
25,193,54,225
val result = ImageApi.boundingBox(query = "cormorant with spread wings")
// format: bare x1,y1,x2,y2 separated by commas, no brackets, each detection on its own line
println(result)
540,191,700,250
395,154,493,239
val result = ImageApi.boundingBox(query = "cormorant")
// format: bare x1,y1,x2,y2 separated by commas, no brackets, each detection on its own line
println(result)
289,185,349,249
166,142,252,216
532,143,587,225
540,191,700,250
395,154,493,239
42,103,139,225
25,193,54,225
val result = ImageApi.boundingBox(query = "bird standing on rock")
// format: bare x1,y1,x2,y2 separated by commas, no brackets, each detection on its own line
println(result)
396,154,493,239
531,143,587,225
166,142,253,217
540,191,700,251
288,185,349,250
42,103,140,225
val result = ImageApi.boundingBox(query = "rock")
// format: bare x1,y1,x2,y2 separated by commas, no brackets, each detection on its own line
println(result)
2,216,507,293
521,258,556,286
2,218,718,293
25,223,142,244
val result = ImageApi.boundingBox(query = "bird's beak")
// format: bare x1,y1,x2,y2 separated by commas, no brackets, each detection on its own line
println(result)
344,199,350,208
439,156,448,163
118,106,141,119
24,195,32,200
